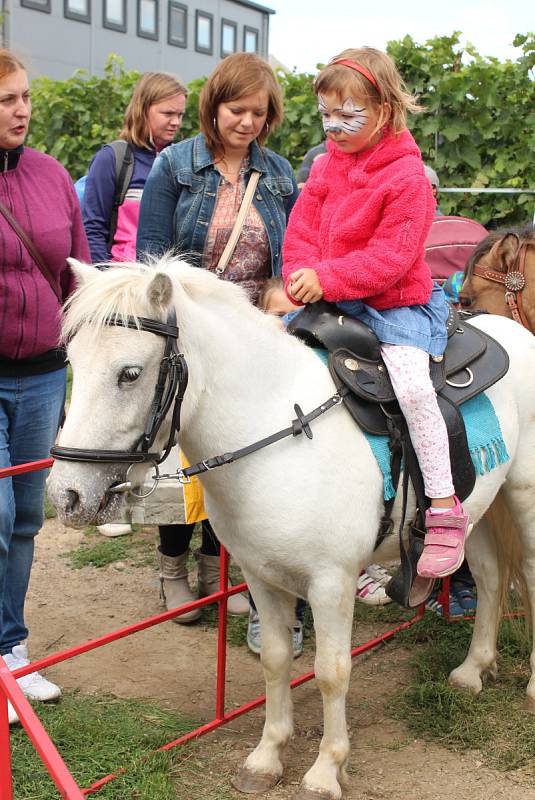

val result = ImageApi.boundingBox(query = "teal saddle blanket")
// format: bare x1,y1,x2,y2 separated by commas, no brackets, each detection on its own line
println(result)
315,349,509,500
366,392,509,500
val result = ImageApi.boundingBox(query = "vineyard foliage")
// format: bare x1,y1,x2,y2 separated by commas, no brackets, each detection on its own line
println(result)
27,33,534,226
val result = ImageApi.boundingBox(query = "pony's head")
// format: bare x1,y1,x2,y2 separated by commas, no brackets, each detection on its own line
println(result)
47,255,234,527
460,225,535,329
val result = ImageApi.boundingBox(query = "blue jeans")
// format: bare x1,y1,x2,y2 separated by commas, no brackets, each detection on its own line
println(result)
0,369,66,655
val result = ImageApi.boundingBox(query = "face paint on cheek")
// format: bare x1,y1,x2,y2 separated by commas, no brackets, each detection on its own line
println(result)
318,95,369,137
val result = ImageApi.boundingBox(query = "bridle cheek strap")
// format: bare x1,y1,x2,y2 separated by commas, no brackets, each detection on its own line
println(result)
50,310,188,466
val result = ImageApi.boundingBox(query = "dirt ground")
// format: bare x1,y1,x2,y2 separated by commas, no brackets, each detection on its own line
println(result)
25,518,535,800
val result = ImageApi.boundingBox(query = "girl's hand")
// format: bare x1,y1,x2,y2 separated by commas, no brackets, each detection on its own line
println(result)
288,268,324,304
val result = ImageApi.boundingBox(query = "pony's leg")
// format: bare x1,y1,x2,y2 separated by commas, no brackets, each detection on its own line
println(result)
499,483,535,710
449,514,500,692
296,574,355,800
232,578,295,793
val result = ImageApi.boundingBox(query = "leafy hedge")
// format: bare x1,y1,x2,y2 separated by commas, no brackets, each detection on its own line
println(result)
27,33,534,226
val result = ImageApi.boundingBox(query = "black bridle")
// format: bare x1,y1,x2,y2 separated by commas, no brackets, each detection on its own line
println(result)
50,309,348,494
51,311,188,467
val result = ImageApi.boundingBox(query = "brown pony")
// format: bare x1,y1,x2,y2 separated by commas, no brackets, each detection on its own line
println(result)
460,225,535,331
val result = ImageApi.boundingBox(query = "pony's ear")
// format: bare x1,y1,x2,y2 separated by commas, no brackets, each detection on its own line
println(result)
488,233,519,272
147,272,173,313
67,258,98,286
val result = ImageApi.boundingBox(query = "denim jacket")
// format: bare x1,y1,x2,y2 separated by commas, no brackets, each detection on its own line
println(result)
136,133,299,276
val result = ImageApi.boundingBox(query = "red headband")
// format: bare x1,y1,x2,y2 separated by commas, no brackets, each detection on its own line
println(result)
329,58,379,92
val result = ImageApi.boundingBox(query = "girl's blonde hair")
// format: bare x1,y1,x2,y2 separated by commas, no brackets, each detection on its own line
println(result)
314,47,421,134
119,72,188,149
0,49,26,81
199,53,284,159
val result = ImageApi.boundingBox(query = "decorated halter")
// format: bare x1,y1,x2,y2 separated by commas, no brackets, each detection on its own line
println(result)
472,239,530,329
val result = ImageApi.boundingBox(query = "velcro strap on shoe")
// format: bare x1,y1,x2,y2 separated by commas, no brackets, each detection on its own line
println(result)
423,532,462,547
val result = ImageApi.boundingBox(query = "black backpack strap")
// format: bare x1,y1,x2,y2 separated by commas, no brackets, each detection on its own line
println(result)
107,140,135,249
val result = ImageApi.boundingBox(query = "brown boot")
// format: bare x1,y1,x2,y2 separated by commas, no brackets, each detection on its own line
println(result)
195,551,249,616
158,549,201,624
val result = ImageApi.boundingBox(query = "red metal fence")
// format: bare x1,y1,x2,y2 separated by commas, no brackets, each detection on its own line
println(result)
0,458,424,799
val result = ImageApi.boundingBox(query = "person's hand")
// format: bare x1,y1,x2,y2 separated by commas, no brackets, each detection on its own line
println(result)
288,269,324,303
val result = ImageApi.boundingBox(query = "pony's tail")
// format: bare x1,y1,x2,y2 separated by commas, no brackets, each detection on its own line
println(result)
487,490,530,630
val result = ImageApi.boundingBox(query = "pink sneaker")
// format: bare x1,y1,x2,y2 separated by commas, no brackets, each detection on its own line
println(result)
417,498,471,579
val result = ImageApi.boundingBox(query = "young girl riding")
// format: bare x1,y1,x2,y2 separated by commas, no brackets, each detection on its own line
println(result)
282,47,470,580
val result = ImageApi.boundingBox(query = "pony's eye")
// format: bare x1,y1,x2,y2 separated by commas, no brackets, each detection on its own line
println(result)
119,366,142,384
459,295,472,309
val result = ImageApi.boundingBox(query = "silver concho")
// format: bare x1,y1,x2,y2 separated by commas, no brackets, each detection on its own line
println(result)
344,358,359,372
504,271,526,292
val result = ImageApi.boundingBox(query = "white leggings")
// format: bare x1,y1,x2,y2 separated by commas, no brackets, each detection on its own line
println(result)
381,344,455,499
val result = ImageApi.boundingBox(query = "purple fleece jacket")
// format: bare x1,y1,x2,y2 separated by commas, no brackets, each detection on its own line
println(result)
0,146,90,366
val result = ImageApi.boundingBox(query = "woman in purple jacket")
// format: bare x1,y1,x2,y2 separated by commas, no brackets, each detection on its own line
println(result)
0,49,90,724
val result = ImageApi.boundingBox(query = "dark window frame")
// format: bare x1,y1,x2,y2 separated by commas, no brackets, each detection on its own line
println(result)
220,18,237,57
137,0,158,39
195,9,213,55
64,0,91,23
21,0,51,12
168,0,187,48
243,25,259,53
103,0,127,32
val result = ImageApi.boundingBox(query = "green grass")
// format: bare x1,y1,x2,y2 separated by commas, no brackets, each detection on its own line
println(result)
390,612,535,773
63,526,156,569
10,692,196,799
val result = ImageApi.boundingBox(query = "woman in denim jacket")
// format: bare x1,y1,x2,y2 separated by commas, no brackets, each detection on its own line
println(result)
137,52,298,621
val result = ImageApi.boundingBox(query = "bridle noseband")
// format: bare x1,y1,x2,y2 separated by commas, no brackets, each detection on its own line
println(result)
51,311,188,469
472,240,530,329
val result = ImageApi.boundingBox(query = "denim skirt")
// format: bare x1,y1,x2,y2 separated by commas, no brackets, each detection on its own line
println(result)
336,284,449,357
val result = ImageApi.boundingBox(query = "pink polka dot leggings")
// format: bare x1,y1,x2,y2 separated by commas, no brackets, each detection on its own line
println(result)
381,344,455,499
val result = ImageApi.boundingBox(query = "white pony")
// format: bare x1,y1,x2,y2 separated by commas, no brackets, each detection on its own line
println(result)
48,257,535,800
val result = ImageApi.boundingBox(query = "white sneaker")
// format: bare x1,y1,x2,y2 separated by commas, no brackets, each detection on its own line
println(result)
246,609,261,655
5,645,61,702
7,700,19,725
292,620,304,659
247,611,304,659
97,523,132,537
356,564,392,606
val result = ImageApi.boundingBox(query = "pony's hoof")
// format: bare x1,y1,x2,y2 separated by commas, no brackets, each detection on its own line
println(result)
292,784,339,800
448,668,482,694
231,766,281,794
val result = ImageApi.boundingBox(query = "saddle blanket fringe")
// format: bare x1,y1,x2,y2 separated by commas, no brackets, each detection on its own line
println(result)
365,392,510,501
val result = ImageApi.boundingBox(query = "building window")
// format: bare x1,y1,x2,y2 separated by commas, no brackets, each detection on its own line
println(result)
64,0,90,22
138,0,158,39
168,1,187,47
220,19,237,57
103,0,126,31
195,10,213,54
243,26,258,53
21,0,51,12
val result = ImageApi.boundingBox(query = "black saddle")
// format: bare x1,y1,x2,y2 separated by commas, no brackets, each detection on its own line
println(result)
287,300,509,607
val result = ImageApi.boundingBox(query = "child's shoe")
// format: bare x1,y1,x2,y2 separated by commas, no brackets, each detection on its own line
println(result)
417,498,471,579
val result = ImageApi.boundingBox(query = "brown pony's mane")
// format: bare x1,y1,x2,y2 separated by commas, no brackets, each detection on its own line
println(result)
464,224,535,279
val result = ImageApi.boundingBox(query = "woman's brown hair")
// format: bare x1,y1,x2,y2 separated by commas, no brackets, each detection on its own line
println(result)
0,50,26,81
315,47,421,135
119,72,188,149
199,53,283,158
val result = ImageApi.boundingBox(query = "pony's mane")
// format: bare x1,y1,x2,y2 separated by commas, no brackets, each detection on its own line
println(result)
464,224,535,280
61,256,267,343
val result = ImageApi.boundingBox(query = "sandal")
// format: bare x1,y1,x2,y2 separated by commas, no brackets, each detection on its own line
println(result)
426,589,464,618
452,579,477,612
417,498,471,580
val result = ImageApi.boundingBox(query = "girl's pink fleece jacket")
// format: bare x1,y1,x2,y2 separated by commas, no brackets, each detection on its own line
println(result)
282,129,435,311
